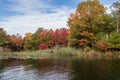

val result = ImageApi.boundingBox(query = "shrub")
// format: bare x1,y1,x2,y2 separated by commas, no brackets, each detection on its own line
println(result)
108,32,120,50
38,43,48,50
97,40,110,52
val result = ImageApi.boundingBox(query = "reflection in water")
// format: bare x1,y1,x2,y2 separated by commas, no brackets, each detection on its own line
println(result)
0,58,120,80
70,59,120,80
0,58,70,80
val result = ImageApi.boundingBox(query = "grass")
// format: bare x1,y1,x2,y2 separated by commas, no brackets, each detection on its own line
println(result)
0,47,83,59
0,47,120,59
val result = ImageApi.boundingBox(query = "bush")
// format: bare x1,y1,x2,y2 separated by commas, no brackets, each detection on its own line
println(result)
38,43,48,50
108,32,120,49
97,40,110,52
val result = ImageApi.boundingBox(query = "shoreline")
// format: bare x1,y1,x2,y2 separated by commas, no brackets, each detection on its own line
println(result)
0,49,120,59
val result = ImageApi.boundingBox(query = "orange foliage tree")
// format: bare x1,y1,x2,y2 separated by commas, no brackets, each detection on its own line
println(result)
67,0,105,48
7,34,23,51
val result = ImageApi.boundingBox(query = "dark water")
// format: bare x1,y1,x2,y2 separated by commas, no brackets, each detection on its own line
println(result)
0,58,120,80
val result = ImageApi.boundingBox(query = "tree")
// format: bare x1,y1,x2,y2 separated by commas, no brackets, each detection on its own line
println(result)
79,31,96,49
59,29,69,46
54,29,69,47
31,27,43,50
9,34,23,51
99,14,115,39
24,32,32,50
38,43,48,50
111,0,120,32
108,32,120,50
0,28,6,46
68,0,105,33
39,29,55,48
68,0,105,48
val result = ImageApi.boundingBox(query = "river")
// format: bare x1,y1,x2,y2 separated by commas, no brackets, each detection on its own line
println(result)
0,58,120,80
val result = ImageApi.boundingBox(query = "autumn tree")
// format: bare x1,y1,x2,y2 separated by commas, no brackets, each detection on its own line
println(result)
68,0,105,48
79,31,96,49
39,29,55,48
31,27,43,50
24,32,32,50
9,34,23,51
97,40,110,52
39,29,69,48
59,29,69,46
38,43,48,50
54,29,69,47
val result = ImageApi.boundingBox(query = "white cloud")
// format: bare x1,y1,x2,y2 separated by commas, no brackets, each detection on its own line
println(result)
0,0,75,36
0,8,74,36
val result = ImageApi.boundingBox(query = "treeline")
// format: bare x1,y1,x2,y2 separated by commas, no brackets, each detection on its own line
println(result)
0,28,69,51
0,0,120,52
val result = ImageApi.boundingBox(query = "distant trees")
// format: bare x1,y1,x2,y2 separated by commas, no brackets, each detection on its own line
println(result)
38,28,69,49
0,0,120,52
23,28,69,50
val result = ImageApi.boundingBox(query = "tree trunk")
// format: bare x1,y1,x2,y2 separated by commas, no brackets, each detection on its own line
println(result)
106,33,109,40
116,18,119,33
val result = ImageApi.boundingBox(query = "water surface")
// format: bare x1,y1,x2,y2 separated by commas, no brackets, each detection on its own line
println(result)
0,58,120,80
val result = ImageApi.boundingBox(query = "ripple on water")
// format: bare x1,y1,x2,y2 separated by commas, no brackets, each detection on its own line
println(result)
0,64,70,80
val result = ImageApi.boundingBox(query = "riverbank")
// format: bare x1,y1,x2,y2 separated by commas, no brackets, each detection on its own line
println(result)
0,47,120,59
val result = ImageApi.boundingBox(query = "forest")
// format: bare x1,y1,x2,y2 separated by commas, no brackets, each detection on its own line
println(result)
0,0,120,54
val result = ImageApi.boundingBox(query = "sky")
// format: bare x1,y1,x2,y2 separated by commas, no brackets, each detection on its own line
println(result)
0,0,118,36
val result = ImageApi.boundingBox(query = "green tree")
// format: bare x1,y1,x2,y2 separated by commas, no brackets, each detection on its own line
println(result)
99,14,115,39
111,0,120,32
108,32,120,49
0,28,6,45
31,27,43,50
24,32,32,50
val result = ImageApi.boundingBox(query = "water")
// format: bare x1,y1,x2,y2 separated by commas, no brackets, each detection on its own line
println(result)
0,58,120,80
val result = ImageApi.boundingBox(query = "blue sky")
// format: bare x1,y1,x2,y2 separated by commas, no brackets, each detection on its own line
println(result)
0,0,117,36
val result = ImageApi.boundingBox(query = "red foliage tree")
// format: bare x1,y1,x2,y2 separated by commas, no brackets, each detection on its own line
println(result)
54,29,69,46
39,29,48,39
60,30,69,46
8,34,23,51
38,43,48,50
54,29,61,45
39,29,55,48
38,29,69,48
97,40,110,51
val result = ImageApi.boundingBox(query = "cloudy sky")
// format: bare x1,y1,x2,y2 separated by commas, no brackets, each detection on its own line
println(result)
0,0,117,36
